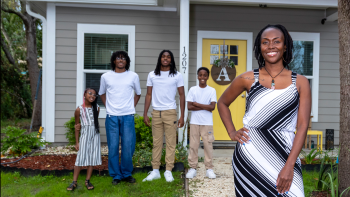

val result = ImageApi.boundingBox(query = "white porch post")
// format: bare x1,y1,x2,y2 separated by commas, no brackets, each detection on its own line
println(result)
178,0,189,147
45,3,56,142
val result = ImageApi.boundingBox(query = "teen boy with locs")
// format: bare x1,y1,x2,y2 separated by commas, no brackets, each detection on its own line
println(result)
99,51,141,185
143,50,186,182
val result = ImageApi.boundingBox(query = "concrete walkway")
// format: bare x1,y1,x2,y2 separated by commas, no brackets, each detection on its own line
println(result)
188,156,235,197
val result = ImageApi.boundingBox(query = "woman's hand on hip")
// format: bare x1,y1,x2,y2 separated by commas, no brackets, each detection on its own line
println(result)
228,128,250,145
276,164,294,194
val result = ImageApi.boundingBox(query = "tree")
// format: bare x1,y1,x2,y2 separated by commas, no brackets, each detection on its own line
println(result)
1,0,42,126
338,0,350,196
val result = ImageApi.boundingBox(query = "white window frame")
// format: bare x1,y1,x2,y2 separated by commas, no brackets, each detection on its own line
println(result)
289,32,320,122
76,24,135,118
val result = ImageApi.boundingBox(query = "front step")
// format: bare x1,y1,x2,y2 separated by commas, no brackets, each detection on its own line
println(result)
200,141,236,149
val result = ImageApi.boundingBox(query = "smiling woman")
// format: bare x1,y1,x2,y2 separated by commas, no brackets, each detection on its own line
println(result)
217,24,312,197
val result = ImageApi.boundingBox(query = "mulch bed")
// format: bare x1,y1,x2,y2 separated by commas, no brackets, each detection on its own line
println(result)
1,155,108,171
310,191,330,197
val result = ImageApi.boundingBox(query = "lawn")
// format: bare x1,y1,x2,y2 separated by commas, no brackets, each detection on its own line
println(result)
1,171,185,197
303,170,321,197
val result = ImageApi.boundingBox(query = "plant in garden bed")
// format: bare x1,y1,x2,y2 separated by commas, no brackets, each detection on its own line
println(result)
1,126,49,157
134,114,153,150
132,148,152,168
64,117,79,147
301,148,322,164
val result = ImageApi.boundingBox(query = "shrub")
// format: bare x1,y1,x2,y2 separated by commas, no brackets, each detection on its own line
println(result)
175,143,189,168
132,148,152,167
64,117,80,146
301,148,321,164
1,126,48,156
134,114,153,150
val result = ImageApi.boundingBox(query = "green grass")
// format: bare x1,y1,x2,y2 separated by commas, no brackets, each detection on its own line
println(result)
303,170,319,197
1,171,184,197
1,118,31,132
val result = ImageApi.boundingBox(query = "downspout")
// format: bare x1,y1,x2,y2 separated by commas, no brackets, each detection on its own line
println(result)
26,3,47,141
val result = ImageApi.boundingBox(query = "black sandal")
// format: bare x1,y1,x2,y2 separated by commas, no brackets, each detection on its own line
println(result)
67,181,77,191
85,180,94,190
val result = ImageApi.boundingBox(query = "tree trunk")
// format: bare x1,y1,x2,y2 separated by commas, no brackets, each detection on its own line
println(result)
24,13,42,128
338,0,350,196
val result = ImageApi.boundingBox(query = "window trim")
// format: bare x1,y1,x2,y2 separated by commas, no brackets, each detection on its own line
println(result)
289,32,320,122
76,24,136,118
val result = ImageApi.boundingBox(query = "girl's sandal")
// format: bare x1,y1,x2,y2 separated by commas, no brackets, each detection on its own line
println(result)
67,181,77,191
85,180,94,190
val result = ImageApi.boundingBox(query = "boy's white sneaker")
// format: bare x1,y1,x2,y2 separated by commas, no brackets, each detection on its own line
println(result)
164,171,174,182
206,169,216,179
186,168,197,179
142,171,161,182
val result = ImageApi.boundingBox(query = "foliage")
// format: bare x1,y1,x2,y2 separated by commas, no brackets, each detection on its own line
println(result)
1,118,31,132
1,171,185,197
134,114,153,150
64,117,79,146
213,58,235,68
132,147,153,168
1,126,48,156
1,65,32,120
175,143,189,168
301,148,321,164
2,0,44,126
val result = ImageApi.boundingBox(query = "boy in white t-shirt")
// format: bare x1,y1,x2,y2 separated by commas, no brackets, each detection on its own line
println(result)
186,67,217,179
142,50,186,182
99,51,141,185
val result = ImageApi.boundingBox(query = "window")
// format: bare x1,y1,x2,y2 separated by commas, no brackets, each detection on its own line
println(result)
77,24,135,118
289,32,320,122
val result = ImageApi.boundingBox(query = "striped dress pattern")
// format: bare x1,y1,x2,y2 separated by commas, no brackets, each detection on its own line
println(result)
75,105,102,166
232,69,304,197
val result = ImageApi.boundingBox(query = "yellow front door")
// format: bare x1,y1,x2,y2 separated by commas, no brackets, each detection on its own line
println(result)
202,39,247,140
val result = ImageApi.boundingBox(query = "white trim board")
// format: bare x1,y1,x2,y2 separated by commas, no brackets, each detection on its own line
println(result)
196,30,253,82
55,3,177,11
289,32,320,122
28,0,158,6
46,3,56,142
76,24,136,118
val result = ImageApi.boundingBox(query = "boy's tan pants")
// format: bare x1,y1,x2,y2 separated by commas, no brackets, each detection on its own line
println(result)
151,109,178,171
188,124,215,169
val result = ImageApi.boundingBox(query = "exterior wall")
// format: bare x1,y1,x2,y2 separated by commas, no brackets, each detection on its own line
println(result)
188,4,340,145
55,6,179,142
54,4,340,145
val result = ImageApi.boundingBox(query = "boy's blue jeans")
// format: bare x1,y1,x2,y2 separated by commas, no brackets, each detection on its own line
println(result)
105,114,136,180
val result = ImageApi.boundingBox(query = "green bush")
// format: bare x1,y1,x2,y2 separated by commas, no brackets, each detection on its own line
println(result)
175,143,189,168
132,148,152,167
134,114,153,150
1,126,48,156
64,117,79,146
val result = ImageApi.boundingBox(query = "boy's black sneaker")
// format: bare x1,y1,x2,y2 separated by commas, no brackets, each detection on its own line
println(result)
112,179,121,185
122,176,136,183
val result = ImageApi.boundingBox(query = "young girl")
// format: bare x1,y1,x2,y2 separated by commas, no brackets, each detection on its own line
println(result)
67,88,101,191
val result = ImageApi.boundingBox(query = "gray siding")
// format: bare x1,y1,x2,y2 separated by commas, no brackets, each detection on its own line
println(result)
55,6,180,142
188,5,340,145
55,4,340,146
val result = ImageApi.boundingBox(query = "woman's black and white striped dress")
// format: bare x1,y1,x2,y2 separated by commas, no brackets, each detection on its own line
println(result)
75,105,102,166
232,69,304,197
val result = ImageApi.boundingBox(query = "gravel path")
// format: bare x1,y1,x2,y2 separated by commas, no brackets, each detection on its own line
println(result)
189,157,235,197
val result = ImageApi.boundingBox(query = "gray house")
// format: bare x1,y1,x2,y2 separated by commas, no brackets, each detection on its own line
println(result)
26,0,340,147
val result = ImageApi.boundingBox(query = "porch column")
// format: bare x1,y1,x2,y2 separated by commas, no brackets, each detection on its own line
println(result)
178,0,189,147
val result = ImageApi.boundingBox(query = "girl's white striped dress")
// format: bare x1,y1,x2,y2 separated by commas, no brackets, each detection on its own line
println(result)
232,69,304,197
75,105,102,166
